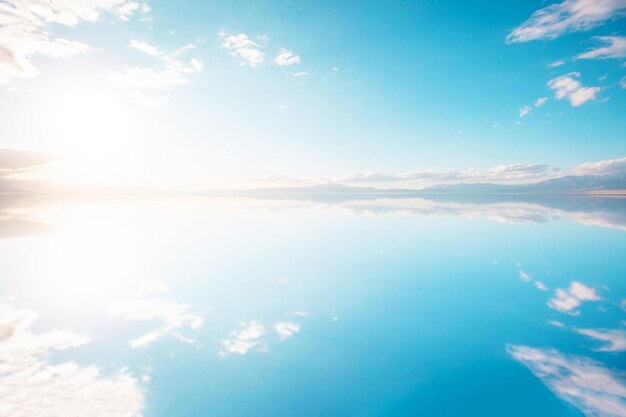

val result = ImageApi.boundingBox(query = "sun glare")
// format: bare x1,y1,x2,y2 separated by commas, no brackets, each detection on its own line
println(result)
39,82,150,186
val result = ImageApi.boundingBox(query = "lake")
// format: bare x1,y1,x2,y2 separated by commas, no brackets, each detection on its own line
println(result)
1,195,625,417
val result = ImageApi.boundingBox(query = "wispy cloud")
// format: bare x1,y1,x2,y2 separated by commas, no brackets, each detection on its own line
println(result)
0,304,144,417
547,281,600,315
576,328,626,351
549,59,566,68
128,39,162,58
219,32,265,67
108,39,203,107
0,0,145,84
518,269,549,291
572,156,626,175
220,321,266,356
507,0,626,43
274,321,301,340
275,48,301,66
508,345,626,417
577,36,626,60
519,105,532,118
233,162,558,189
0,148,55,175
109,282,203,348
547,72,601,106
519,270,533,282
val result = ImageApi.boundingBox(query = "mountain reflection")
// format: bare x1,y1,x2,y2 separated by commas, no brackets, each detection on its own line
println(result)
225,194,626,232
2,195,626,239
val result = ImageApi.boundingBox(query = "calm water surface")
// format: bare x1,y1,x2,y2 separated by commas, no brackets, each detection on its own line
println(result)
1,196,625,417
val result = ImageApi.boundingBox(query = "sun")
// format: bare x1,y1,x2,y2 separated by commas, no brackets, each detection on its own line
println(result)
37,78,150,186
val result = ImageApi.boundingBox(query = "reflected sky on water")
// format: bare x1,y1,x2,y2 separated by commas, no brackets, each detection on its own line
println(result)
1,195,625,417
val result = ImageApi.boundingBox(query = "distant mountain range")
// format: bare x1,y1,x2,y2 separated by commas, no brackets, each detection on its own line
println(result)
420,172,626,195
219,172,626,197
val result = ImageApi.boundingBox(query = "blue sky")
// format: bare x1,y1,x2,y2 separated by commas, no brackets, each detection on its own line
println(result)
0,0,625,189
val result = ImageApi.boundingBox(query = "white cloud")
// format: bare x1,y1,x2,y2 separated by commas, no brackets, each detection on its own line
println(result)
237,162,555,188
519,270,532,282
534,97,548,107
577,36,626,59
507,0,626,43
484,163,552,180
535,281,549,291
116,2,140,21
275,48,300,66
0,0,141,84
549,59,566,68
219,32,265,67
173,44,196,56
108,38,203,107
274,321,300,340
621,76,626,89
576,328,626,351
233,154,626,189
129,40,162,57
220,321,266,356
109,283,203,348
0,304,144,417
0,148,55,173
291,71,309,77
572,156,626,175
508,345,626,417
519,105,532,117
547,281,600,314
351,163,551,184
547,72,601,106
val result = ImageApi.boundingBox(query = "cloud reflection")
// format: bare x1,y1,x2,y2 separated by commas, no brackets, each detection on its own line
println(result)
547,281,601,315
576,328,626,352
508,345,626,417
220,319,302,356
0,195,51,239
220,321,267,356
225,195,626,232
109,282,204,348
0,304,144,417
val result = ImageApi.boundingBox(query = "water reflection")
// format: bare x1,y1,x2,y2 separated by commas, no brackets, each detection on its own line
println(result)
0,195,51,239
109,282,204,348
0,304,144,417
0,195,624,416
284,195,626,231
2,194,626,236
508,345,626,417
211,194,626,231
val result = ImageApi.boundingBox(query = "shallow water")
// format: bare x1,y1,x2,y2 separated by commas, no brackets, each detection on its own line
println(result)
1,195,625,417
